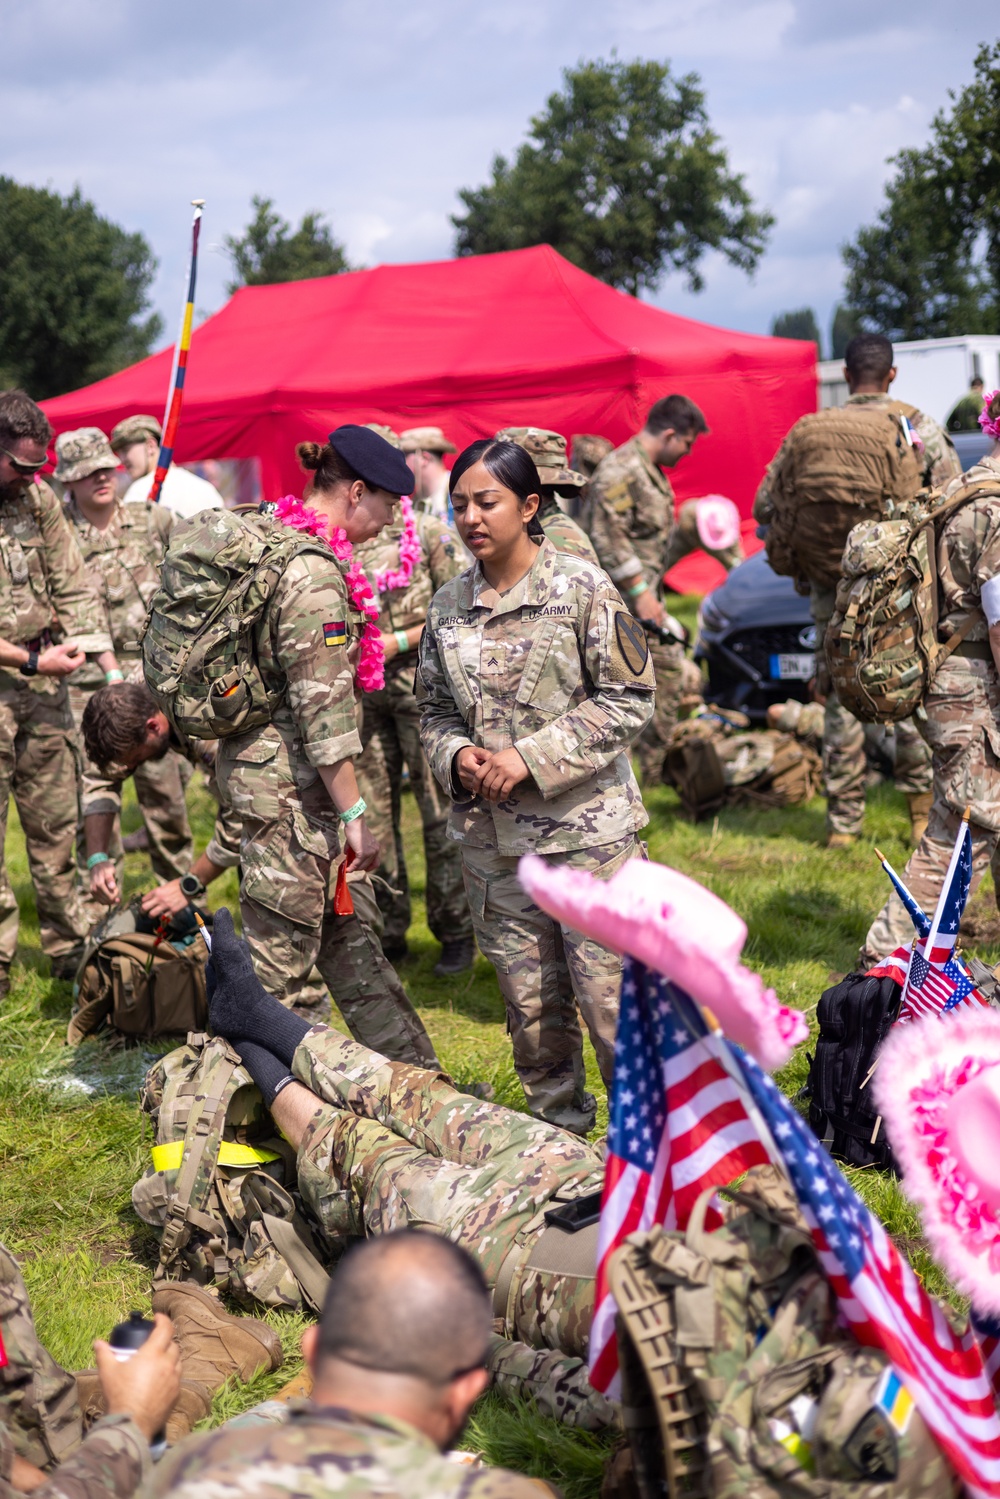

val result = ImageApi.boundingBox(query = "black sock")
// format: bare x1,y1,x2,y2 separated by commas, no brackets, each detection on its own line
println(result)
207,908,311,1065
235,1041,296,1109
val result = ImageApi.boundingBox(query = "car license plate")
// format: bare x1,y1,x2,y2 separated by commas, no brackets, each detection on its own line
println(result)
769,652,814,681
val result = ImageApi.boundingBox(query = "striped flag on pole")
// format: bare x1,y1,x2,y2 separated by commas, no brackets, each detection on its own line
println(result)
148,200,204,505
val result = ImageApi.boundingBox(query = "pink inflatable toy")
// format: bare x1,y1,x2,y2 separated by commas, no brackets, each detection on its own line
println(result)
695,495,741,552
516,854,807,1072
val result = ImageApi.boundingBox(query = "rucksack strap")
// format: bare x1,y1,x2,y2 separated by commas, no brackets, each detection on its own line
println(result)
260,1211,332,1313
158,1048,239,1267
921,479,1000,675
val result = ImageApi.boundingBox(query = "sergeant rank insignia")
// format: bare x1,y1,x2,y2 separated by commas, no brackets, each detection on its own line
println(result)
323,621,347,647
615,612,649,675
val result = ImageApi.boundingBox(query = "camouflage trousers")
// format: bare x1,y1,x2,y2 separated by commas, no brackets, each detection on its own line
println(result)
638,633,685,787
0,1244,81,1470
862,657,1000,964
293,1026,603,1365
0,677,90,971
812,588,932,837
355,664,471,948
69,679,193,910
239,812,439,1067
461,835,639,1135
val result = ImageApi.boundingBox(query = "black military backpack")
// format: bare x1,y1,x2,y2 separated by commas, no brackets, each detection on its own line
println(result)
804,972,902,1172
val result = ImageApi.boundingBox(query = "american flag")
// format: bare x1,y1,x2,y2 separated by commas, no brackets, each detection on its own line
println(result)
588,958,773,1394
733,1043,1000,1498
973,1312,1000,1404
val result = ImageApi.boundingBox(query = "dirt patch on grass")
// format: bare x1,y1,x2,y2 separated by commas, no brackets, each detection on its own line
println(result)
960,889,1000,947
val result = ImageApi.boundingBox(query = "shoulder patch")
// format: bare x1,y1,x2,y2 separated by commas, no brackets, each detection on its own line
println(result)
323,621,347,647
614,610,649,675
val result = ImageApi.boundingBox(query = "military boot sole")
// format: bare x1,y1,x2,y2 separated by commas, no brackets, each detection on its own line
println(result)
151,1280,283,1388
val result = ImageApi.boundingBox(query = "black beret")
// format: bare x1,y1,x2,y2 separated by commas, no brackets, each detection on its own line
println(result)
328,424,415,497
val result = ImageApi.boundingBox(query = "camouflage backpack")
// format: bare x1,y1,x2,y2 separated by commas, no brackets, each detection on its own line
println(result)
765,404,923,593
139,509,335,741
824,478,1000,724
665,711,821,821
132,1033,332,1313
608,1168,958,1499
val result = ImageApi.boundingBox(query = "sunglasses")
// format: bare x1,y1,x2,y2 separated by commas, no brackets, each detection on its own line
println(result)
0,447,47,476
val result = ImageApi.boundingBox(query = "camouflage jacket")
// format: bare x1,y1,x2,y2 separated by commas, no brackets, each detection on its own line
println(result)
417,538,652,855
582,436,675,590
217,550,364,854
937,454,1000,641
0,1243,81,1470
0,1416,151,1499
537,498,600,567
845,392,961,491
65,499,173,690
357,510,461,656
0,480,111,693
143,1400,550,1499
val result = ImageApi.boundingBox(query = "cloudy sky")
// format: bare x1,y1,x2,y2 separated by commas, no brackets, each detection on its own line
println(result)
5,1,992,354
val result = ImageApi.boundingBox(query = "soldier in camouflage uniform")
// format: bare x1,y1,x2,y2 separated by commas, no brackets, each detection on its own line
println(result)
400,426,457,527
862,432,1000,964
419,440,653,1134
354,480,473,974
569,434,613,481
495,428,600,566
215,429,438,1064
0,392,118,987
54,429,194,908
582,395,709,785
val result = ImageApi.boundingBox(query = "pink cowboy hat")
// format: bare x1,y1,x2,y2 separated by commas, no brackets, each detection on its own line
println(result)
517,854,807,1071
695,495,741,552
874,1008,1000,1314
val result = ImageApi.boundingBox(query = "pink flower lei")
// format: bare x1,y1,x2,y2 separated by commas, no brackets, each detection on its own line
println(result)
374,496,422,594
979,390,1000,442
274,494,384,692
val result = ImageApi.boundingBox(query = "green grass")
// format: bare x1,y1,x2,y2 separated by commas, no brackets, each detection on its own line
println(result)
0,639,990,1493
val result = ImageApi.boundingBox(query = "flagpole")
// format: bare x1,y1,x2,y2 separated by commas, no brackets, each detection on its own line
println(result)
923,806,971,958
148,199,205,505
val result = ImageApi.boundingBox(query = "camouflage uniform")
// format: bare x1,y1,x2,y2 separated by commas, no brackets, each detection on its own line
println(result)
495,428,600,567
146,1400,546,1499
294,1026,603,1367
418,538,652,1133
583,436,683,785
863,454,1000,962
0,480,112,973
662,498,743,574
354,512,471,950
217,548,438,1065
64,494,193,893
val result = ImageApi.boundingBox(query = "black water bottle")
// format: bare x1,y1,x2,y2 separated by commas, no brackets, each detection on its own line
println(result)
108,1312,167,1459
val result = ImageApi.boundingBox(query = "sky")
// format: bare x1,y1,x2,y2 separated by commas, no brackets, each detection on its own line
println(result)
4,1,994,356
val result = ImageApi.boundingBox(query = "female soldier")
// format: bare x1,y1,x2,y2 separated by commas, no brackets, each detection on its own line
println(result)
216,425,438,1064
418,439,654,1134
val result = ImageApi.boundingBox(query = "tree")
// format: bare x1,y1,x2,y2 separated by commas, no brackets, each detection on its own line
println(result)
452,57,773,297
830,305,862,360
0,178,161,400
224,197,350,293
770,308,821,348
841,41,1000,340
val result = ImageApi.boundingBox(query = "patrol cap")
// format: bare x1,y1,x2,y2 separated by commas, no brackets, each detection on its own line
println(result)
495,427,586,496
54,427,119,484
109,414,162,453
362,422,402,450
328,424,415,497
399,426,456,456
571,434,614,477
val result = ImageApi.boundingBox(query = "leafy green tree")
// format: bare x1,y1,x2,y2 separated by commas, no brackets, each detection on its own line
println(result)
830,305,862,360
224,197,350,293
452,57,773,296
842,41,1000,340
770,308,821,348
0,178,161,400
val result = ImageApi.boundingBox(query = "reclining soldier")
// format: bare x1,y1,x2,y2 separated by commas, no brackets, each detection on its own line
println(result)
201,908,614,1429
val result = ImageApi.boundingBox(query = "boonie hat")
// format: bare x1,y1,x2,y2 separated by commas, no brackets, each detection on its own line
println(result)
571,434,614,477
110,414,162,453
328,425,414,497
695,495,741,552
363,423,402,450
54,428,119,484
495,427,587,496
399,426,456,456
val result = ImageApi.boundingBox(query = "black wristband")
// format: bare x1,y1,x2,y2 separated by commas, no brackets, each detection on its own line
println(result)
19,650,39,677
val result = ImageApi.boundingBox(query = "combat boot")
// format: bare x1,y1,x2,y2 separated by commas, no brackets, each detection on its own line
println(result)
151,1281,283,1390
75,1371,211,1442
826,832,857,850
434,936,475,976
907,791,933,846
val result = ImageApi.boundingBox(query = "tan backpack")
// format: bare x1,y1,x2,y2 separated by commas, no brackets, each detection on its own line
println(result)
67,903,209,1045
765,404,923,593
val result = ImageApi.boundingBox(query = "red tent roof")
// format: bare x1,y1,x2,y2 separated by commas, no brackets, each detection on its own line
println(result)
42,245,815,548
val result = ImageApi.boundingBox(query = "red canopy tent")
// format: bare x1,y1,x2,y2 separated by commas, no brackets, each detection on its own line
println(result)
42,245,815,590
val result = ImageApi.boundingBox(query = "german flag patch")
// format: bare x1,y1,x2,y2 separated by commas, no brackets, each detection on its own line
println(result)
323,621,347,647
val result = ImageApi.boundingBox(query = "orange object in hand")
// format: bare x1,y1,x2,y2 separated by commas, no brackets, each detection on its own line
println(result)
333,848,355,915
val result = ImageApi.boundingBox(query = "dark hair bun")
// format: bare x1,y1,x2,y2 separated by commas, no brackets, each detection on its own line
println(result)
295,441,325,472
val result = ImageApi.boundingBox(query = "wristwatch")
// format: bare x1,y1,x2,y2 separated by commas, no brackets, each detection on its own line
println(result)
19,650,38,677
179,872,206,902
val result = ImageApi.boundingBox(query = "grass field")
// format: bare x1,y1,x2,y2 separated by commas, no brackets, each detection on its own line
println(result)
0,606,992,1495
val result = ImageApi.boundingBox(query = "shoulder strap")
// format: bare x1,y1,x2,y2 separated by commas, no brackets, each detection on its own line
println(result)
157,1046,239,1269
260,1211,332,1312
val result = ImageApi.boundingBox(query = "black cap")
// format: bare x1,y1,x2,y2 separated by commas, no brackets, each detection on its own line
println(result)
328,424,414,497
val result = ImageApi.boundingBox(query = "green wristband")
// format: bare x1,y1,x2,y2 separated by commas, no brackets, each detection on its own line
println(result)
87,851,111,869
105,669,125,684
627,581,648,600
393,630,410,656
339,797,367,824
